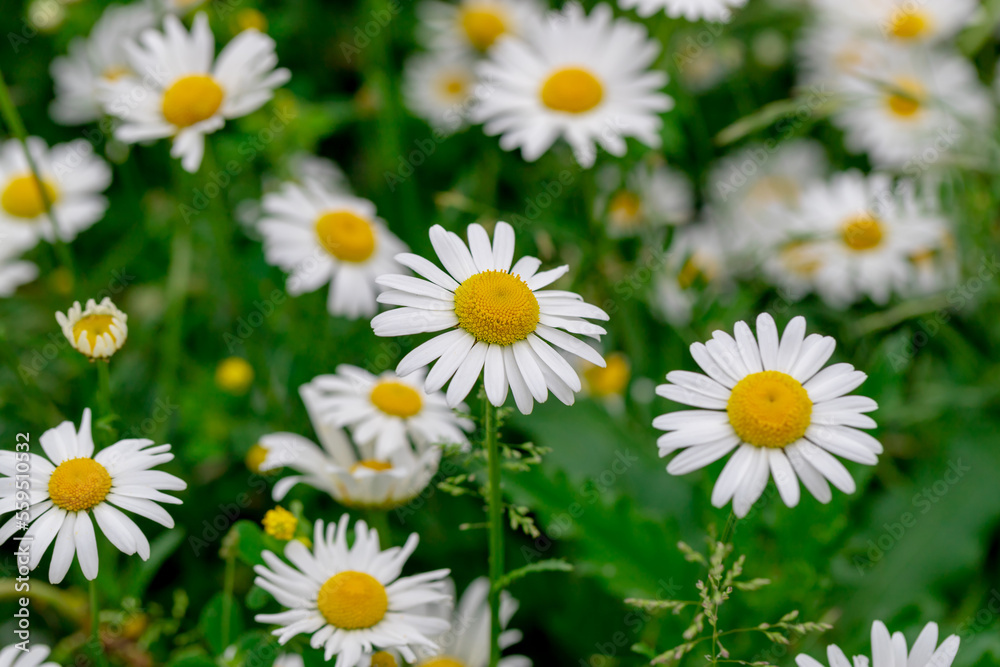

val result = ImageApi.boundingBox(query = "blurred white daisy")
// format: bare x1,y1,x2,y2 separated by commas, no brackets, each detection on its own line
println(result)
797,621,960,667
0,137,112,247
416,577,530,667
0,242,39,297
0,408,186,584
0,645,59,667
794,171,950,307
56,297,129,359
472,3,673,168
254,515,451,665
102,12,290,172
371,222,610,414
651,222,729,327
403,51,479,133
596,161,694,237
832,47,993,168
760,239,827,304
797,23,889,95
287,152,351,194
618,0,747,22
49,3,157,125
811,0,976,44
416,0,544,55
257,184,407,319
654,313,881,517
300,366,473,458
259,382,440,510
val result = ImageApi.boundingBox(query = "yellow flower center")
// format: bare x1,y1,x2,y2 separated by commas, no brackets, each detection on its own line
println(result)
314,211,377,262
841,214,884,252
370,381,423,418
215,356,254,394
161,74,225,128
459,6,507,52
454,270,540,346
677,258,703,290
420,659,466,667
246,443,270,474
888,10,930,39
372,653,399,667
726,371,813,449
780,241,822,276
584,353,630,398
608,190,642,226
440,76,468,99
236,8,268,32
48,458,113,512
885,78,924,118
350,459,394,474
102,65,131,82
262,506,297,540
747,176,800,207
1,174,59,219
316,571,388,629
540,67,604,114
72,314,119,352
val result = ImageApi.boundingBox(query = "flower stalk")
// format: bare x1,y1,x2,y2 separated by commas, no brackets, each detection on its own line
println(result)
484,395,504,667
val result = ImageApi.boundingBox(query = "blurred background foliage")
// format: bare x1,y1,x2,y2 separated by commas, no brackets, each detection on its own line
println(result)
1,0,999,665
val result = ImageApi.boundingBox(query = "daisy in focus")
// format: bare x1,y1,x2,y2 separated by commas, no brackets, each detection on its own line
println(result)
102,12,291,172
49,2,157,125
56,297,129,360
416,0,544,55
654,313,881,517
596,161,694,237
791,171,950,308
796,621,960,667
416,577,531,667
0,409,186,584
831,47,993,168
371,221,610,414
256,184,407,318
0,645,59,667
618,0,747,22
0,137,112,247
258,382,441,510
403,51,480,133
472,3,673,168
254,515,452,665
299,365,473,458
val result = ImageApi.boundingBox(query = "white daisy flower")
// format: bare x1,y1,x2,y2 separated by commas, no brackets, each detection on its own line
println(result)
416,0,544,56
0,137,112,247
259,382,440,510
49,3,157,125
300,365,473,459
794,171,949,308
287,151,351,195
56,297,129,359
811,0,976,44
0,408,187,584
596,161,694,238
256,183,407,319
618,0,747,22
253,515,452,666
403,51,480,134
416,577,530,667
654,313,881,518
102,12,291,173
760,238,828,304
797,621,960,667
471,3,674,168
832,46,993,168
371,222,610,414
651,222,729,327
0,242,39,298
796,23,890,96
0,645,59,667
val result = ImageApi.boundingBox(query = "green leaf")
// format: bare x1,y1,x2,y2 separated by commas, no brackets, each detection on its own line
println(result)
167,657,216,667
232,519,285,568
495,558,574,590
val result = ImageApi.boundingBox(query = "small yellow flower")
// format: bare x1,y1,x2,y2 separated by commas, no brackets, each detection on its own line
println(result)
56,297,128,360
262,506,297,541
583,352,631,398
245,443,271,475
371,652,398,667
215,356,254,394
235,8,268,33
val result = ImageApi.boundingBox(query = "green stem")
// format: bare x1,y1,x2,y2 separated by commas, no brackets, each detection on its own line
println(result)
95,361,117,446
89,579,107,667
0,66,76,285
485,397,503,667
365,509,392,547
220,553,236,649
154,223,192,442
